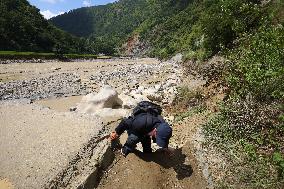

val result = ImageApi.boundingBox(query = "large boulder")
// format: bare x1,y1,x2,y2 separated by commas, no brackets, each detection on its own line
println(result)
76,85,122,114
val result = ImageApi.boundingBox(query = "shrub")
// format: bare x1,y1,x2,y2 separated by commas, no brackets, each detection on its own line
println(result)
228,25,284,100
173,86,204,110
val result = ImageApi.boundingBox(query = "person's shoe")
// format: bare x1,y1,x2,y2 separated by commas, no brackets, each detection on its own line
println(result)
120,147,129,157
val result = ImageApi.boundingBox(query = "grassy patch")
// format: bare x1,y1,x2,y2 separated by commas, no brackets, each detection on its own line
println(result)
97,56,112,59
172,86,204,111
0,51,98,60
175,105,207,122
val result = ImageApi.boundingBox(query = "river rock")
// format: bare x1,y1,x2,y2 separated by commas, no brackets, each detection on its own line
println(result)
76,85,122,113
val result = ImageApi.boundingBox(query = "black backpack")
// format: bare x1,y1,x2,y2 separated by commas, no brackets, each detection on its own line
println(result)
132,101,162,116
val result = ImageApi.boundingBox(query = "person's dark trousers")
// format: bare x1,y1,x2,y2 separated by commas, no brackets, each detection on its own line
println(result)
122,132,152,156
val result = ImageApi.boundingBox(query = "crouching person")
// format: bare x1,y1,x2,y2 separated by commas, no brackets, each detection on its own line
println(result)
110,101,173,157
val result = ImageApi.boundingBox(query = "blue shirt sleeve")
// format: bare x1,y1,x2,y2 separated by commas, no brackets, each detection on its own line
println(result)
115,116,133,135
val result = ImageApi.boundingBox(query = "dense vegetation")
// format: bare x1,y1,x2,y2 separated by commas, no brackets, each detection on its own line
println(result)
0,51,100,60
178,0,283,187
0,0,93,54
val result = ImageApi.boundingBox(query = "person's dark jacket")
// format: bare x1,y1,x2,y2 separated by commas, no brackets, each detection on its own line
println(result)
115,113,163,137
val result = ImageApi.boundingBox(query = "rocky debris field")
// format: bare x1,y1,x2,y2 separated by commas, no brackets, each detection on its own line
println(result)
0,73,83,100
0,58,182,104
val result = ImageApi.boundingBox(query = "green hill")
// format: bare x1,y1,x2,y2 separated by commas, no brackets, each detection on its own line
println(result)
0,0,92,54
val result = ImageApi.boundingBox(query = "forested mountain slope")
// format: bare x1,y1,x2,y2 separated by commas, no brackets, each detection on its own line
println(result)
0,0,91,53
51,0,149,38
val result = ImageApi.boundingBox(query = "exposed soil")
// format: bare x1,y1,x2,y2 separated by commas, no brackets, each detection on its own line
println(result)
97,144,206,189
97,90,213,189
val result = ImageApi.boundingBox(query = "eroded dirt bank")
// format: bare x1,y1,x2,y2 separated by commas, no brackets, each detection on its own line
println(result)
97,145,206,189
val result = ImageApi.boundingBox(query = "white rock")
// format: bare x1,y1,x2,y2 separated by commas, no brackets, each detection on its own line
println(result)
131,80,138,85
167,87,175,94
169,53,183,64
143,87,157,95
143,87,163,102
77,85,122,113
165,79,177,88
122,89,130,94
168,116,175,121
147,93,163,102
155,84,162,91
130,90,138,96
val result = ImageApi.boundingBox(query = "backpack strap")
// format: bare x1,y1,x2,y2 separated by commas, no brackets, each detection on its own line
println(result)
145,112,153,130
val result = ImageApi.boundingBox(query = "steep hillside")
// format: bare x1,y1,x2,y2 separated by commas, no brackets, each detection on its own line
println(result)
0,0,91,54
134,0,273,58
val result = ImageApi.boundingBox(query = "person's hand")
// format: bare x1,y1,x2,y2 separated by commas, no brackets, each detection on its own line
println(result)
110,131,119,141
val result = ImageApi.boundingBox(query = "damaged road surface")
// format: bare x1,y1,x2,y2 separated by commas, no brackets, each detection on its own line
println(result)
0,100,115,189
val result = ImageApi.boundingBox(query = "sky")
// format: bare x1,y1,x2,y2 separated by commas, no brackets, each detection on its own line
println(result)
28,0,117,19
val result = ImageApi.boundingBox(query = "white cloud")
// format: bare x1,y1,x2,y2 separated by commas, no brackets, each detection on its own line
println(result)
40,10,64,19
40,0,64,4
83,0,92,7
